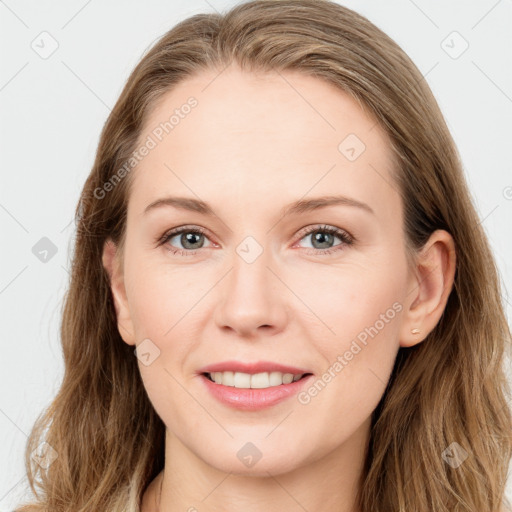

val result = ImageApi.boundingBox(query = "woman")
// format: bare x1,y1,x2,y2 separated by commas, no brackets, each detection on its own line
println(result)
16,1,511,511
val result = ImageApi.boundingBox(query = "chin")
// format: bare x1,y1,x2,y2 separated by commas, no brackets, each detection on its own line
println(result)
196,439,309,477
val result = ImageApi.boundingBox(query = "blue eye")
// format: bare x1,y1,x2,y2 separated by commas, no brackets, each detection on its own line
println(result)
158,225,212,256
295,225,354,255
157,224,354,257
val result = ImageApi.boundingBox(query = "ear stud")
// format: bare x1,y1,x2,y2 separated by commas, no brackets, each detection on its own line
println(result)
411,328,420,335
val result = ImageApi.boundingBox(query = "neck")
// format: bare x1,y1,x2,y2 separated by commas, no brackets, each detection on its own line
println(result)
149,418,369,512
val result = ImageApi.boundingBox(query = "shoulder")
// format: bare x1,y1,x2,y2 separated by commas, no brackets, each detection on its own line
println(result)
140,471,164,512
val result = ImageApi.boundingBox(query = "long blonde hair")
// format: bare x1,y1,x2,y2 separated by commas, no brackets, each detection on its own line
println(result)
16,1,511,510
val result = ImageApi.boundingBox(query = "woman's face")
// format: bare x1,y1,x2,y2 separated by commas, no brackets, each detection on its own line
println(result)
106,64,420,476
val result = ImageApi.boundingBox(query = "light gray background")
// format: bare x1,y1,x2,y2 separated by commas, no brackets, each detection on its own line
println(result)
1,0,511,509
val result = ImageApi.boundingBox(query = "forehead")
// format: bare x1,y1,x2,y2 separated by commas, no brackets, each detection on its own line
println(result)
127,64,399,221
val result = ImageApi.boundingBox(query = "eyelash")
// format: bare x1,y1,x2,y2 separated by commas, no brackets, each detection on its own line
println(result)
156,224,354,257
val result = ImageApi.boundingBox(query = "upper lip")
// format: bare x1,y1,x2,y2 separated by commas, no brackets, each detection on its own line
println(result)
198,360,312,375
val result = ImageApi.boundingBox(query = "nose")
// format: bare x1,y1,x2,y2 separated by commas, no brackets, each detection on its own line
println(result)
213,244,288,338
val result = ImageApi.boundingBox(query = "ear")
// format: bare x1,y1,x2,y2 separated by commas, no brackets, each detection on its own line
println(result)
399,229,456,348
102,238,136,346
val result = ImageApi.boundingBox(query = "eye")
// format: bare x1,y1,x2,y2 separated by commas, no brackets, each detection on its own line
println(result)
157,225,214,256
294,224,354,255
156,223,354,257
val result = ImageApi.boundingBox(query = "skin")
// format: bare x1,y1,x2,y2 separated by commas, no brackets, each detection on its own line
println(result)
102,64,456,512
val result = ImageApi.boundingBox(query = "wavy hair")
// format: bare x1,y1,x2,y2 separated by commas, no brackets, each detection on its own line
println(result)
16,1,512,510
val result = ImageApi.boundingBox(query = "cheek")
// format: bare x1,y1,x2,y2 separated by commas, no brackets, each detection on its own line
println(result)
125,252,207,340
121,245,406,472
126,242,406,369
287,257,406,349
124,254,213,403
289,259,405,413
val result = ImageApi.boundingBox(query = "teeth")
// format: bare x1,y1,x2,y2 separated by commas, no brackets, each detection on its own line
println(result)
207,371,305,389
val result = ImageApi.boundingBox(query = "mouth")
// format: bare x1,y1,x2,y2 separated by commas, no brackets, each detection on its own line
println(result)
199,370,315,410
197,361,315,410
202,371,313,389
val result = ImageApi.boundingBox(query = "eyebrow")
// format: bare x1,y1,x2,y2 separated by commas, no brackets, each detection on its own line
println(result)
143,195,375,217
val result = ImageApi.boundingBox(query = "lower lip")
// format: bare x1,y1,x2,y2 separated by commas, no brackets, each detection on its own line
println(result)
200,374,314,411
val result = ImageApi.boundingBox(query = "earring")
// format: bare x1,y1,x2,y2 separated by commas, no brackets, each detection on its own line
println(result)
411,328,420,335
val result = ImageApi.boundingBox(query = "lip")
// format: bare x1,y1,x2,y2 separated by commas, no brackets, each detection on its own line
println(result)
197,360,311,375
200,374,314,410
